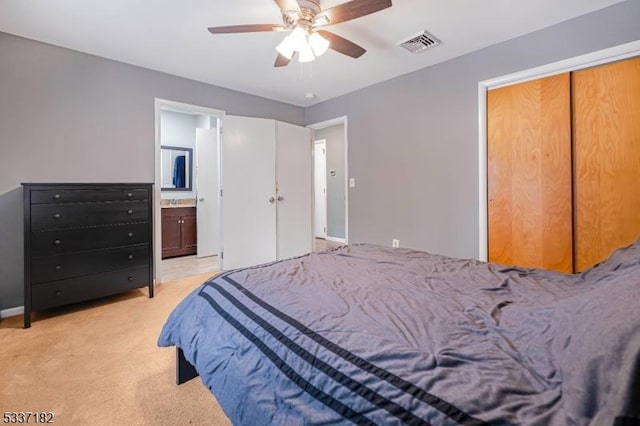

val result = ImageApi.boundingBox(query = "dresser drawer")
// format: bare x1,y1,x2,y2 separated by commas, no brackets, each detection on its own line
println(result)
31,188,149,204
31,266,151,310
31,245,150,284
31,223,150,255
31,201,149,231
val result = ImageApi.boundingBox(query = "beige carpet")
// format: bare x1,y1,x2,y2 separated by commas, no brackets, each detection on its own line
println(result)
0,273,231,426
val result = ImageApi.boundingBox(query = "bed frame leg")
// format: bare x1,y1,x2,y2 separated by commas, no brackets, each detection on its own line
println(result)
176,347,199,385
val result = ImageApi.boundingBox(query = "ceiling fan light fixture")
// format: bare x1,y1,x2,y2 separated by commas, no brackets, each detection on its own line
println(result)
298,44,316,63
308,32,330,57
289,26,308,52
276,35,295,60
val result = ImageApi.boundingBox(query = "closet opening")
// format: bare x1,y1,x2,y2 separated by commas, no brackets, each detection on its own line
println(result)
477,40,640,264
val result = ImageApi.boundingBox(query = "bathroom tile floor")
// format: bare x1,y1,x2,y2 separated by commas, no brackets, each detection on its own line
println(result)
160,255,219,283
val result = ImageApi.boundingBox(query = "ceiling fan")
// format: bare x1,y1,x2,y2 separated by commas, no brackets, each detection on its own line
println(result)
208,0,392,67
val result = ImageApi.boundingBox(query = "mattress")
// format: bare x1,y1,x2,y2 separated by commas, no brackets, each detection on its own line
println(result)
158,242,640,425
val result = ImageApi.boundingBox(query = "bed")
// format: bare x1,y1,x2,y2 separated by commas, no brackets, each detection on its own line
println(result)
158,243,640,425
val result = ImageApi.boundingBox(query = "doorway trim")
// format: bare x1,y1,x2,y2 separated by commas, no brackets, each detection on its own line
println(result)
477,40,640,262
307,116,349,248
154,98,225,283
313,139,328,239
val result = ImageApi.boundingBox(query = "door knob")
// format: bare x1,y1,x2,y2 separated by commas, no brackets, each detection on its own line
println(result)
269,197,275,203
277,196,284,202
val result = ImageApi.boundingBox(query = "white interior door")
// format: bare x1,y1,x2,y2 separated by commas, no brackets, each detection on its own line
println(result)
276,122,312,259
221,116,276,270
314,140,327,238
196,127,219,258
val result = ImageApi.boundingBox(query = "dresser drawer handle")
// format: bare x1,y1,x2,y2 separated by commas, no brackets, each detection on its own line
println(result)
128,276,134,282
127,209,134,215
53,213,61,219
53,239,62,246
128,254,134,260
53,194,61,200
54,290,62,297
55,265,62,272
127,192,133,198
127,232,134,238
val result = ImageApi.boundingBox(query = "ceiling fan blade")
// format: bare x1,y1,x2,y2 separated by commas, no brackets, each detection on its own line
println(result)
317,30,366,58
208,24,285,34
316,0,392,26
274,53,293,67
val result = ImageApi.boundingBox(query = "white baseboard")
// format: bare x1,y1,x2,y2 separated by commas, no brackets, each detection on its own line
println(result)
325,236,346,244
1,306,24,319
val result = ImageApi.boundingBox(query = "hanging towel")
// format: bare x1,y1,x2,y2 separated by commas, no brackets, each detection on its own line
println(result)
173,155,186,188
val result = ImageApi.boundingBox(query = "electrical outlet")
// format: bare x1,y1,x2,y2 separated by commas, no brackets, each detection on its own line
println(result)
392,239,399,248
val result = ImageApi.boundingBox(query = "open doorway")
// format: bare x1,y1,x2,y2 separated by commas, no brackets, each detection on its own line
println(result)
154,99,224,283
308,117,349,251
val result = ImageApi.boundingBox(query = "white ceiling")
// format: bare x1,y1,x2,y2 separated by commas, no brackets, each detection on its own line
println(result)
0,0,626,107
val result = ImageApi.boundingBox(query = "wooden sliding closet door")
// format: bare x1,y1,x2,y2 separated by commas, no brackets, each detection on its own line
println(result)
573,57,640,271
488,73,573,272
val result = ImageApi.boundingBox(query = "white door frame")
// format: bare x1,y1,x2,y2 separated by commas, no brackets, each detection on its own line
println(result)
313,139,328,239
307,116,349,249
154,98,225,283
477,40,640,261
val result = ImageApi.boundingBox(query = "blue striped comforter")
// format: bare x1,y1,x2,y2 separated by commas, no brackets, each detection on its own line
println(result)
158,243,640,425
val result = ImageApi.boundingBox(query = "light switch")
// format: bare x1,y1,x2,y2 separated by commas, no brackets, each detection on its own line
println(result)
349,178,355,188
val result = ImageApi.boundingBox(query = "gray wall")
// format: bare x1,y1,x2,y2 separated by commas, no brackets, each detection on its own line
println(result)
0,32,303,311
2,0,640,312
314,124,345,240
161,110,198,151
305,0,640,259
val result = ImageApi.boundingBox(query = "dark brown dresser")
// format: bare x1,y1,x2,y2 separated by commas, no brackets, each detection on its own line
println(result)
22,183,154,328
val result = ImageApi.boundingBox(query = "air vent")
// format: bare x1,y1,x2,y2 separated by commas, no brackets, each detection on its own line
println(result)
399,30,441,54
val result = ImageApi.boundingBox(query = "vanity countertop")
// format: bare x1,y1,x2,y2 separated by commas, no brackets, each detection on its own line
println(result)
161,204,196,208
160,199,196,208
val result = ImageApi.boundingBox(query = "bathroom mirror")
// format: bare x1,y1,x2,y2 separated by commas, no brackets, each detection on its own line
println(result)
161,146,193,191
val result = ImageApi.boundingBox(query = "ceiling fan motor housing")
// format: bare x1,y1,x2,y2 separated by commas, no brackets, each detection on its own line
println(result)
284,0,322,31
298,0,321,15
